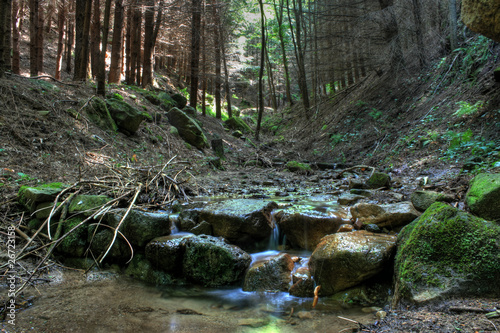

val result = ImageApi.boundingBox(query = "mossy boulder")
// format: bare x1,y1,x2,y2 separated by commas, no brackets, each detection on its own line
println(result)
224,117,253,133
88,227,131,262
145,234,194,274
171,93,187,109
106,209,171,247
182,235,251,287
85,97,118,132
393,202,500,304
411,190,453,212
466,173,500,222
35,202,62,219
57,217,88,257
286,161,312,174
243,253,294,292
157,92,176,111
106,97,146,135
309,230,397,295
68,195,112,216
366,172,391,189
125,254,175,285
461,0,500,42
167,107,209,149
18,182,67,212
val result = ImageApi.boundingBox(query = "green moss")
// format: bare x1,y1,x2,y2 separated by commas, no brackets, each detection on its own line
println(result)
86,97,118,132
125,254,175,285
58,217,88,257
395,202,500,298
286,161,312,173
466,173,500,221
18,182,67,211
224,117,253,134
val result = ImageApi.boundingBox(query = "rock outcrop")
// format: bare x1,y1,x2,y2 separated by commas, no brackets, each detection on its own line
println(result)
462,0,500,42
466,173,500,221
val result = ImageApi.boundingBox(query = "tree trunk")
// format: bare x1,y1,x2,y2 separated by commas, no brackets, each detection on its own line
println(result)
142,0,157,87
55,2,66,80
412,0,426,68
2,0,11,72
189,0,202,107
74,0,92,81
29,0,39,76
12,0,21,74
448,0,458,50
108,0,124,83
125,0,133,83
65,1,74,73
90,0,100,78
0,0,7,77
213,2,221,119
36,5,43,73
222,40,232,118
97,0,111,96
134,4,142,85
273,0,292,106
255,0,266,141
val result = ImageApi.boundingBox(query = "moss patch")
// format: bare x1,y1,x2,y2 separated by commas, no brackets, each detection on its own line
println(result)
286,161,312,174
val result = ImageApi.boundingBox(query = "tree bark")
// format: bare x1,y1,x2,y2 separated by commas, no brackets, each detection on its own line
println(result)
273,0,292,106
189,0,202,107
0,0,7,77
55,2,66,80
142,0,160,87
12,0,21,74
2,0,11,72
448,0,458,50
255,0,266,141
90,0,101,78
108,0,124,83
74,0,92,81
29,0,39,76
213,2,221,119
97,0,112,96
36,4,43,73
65,1,74,73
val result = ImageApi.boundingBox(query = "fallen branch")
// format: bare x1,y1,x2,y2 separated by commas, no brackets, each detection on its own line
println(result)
336,165,376,179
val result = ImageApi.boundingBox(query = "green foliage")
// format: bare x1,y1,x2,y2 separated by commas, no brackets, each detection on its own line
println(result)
368,108,382,120
454,101,484,117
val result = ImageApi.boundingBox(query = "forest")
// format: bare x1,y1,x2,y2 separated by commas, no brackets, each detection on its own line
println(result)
1,0,500,332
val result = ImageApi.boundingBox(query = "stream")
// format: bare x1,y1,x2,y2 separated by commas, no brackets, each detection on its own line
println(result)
3,195,388,332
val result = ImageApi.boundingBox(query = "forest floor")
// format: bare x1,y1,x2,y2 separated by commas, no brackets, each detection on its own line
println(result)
1,35,500,332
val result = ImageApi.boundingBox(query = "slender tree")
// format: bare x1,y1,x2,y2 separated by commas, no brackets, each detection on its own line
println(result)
213,2,221,119
74,0,92,80
12,0,21,74
189,0,202,107
90,0,101,78
142,0,162,87
65,1,74,73
0,0,7,77
55,1,66,80
448,0,458,50
97,0,112,95
2,0,11,72
29,0,40,76
255,0,266,141
108,0,124,83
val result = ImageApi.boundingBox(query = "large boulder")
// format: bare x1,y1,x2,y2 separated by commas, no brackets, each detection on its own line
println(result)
106,97,146,135
167,107,209,149
275,209,346,250
106,209,171,247
178,199,278,250
243,253,294,292
410,190,453,212
462,0,500,42
125,254,175,285
224,116,253,133
366,172,391,189
350,202,420,229
145,234,193,274
68,195,112,216
466,173,500,221
85,97,118,132
309,231,397,295
393,202,500,304
182,235,251,287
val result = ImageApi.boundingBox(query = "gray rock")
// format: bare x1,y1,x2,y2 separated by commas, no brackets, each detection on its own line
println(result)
410,190,453,212
309,230,397,295
145,234,193,274
338,193,366,205
350,202,420,228
366,172,391,188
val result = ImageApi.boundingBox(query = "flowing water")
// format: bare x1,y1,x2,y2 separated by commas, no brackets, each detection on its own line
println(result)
2,196,383,332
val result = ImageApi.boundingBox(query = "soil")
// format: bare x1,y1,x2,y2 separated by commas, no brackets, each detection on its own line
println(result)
1,31,500,332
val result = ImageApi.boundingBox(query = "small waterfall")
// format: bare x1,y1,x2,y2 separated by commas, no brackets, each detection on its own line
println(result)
268,211,281,250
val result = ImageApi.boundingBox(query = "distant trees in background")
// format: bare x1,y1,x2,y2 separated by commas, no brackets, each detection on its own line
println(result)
0,0,461,113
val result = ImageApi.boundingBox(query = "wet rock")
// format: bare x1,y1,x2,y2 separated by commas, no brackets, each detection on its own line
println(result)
309,230,397,295
18,182,67,212
167,107,209,149
337,224,354,232
238,317,270,328
465,173,500,221
106,209,171,247
349,189,373,197
243,253,294,292
394,202,500,304
366,172,391,189
191,221,212,235
349,179,368,189
364,224,381,233
183,235,251,287
275,208,346,250
145,234,193,274
410,190,453,212
289,267,315,297
337,193,365,205
179,199,278,250
350,202,420,229
331,285,372,306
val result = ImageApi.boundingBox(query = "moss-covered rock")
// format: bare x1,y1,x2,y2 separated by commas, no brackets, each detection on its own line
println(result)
157,92,176,111
85,97,118,132
171,93,187,109
35,202,61,219
224,117,253,133
68,195,112,216
182,235,251,287
366,172,391,188
57,217,88,257
125,254,175,285
18,182,67,212
462,0,500,42
145,234,193,274
466,173,500,221
167,107,209,149
411,190,453,212
394,202,500,304
286,161,312,174
88,228,130,262
106,97,146,135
